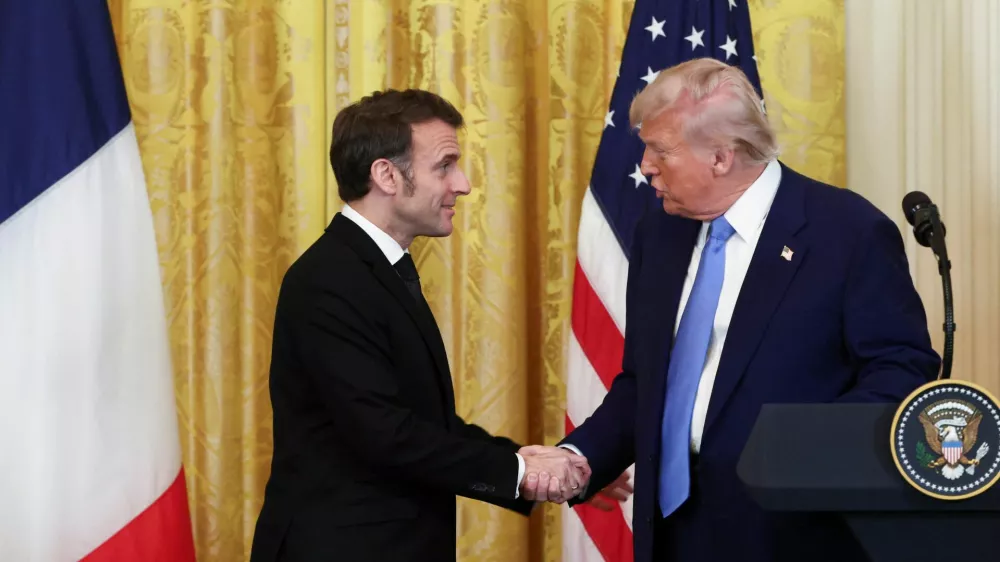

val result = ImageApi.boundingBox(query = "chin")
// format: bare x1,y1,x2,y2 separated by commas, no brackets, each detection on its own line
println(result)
427,222,454,238
661,199,681,215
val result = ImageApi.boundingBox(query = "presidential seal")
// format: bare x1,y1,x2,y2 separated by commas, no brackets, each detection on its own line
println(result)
891,379,1000,500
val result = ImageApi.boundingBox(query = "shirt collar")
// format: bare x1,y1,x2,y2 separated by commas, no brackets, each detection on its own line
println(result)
722,159,782,244
340,203,407,265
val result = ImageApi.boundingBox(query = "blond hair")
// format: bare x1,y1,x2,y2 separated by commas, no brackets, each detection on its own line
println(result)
629,58,778,165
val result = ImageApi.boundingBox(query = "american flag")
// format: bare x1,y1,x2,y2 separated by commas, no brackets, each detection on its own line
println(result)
563,1,763,560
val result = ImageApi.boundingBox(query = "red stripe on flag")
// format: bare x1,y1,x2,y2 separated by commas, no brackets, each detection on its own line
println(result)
82,467,196,562
572,260,626,391
566,416,634,562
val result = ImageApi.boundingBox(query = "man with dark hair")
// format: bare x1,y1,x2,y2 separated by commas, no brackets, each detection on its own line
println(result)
249,89,590,562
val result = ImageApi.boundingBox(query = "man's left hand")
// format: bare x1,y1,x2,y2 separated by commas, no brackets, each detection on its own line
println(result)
585,471,632,511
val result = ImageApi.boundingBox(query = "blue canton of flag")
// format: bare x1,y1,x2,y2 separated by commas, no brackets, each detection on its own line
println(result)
588,0,763,257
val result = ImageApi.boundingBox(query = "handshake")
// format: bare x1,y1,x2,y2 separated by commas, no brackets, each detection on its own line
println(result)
517,445,632,509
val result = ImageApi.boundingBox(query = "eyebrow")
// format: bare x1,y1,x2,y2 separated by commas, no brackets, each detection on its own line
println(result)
642,138,664,150
436,151,460,165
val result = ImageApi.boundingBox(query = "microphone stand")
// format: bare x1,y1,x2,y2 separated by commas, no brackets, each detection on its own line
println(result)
927,208,954,380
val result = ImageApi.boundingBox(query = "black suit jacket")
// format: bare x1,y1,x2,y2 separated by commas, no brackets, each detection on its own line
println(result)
250,213,533,562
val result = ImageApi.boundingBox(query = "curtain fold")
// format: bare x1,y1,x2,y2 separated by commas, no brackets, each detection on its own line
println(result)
106,0,844,559
846,0,1000,396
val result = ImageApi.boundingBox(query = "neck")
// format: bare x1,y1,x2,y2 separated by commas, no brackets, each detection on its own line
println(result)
693,161,768,221
346,198,414,249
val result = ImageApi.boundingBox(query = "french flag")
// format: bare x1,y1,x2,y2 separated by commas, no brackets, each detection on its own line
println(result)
0,1,195,560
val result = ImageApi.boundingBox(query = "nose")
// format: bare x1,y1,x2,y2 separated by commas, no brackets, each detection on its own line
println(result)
454,169,472,195
640,148,658,177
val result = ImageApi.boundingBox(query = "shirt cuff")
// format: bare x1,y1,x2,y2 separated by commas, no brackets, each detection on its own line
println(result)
514,453,525,499
559,443,583,457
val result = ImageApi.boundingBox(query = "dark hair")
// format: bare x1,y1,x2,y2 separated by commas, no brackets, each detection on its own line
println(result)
330,89,464,202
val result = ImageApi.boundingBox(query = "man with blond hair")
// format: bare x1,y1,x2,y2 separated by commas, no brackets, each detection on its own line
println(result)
541,58,940,561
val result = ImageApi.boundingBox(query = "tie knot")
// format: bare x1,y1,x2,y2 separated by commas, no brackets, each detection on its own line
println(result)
708,216,735,243
394,253,419,281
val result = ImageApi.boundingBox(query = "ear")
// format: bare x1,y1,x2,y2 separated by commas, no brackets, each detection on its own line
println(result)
369,158,400,196
710,146,736,177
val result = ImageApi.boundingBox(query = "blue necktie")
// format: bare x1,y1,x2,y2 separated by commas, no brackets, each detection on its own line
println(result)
658,216,735,517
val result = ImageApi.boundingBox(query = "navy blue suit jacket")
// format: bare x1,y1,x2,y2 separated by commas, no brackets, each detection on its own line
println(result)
562,163,940,562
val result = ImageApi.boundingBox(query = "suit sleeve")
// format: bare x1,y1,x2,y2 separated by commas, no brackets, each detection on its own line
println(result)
558,220,645,501
296,284,527,509
838,215,941,401
450,416,535,513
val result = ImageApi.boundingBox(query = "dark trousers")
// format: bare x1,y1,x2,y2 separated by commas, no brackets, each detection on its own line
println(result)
652,455,869,562
652,455,705,562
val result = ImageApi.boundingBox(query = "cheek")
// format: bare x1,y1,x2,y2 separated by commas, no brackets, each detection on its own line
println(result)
662,159,691,186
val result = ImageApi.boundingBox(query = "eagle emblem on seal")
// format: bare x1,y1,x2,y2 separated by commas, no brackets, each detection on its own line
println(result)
918,399,991,480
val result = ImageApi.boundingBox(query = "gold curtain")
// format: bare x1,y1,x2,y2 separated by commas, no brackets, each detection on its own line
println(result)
106,0,844,560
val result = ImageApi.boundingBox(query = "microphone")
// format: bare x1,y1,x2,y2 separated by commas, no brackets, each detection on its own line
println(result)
901,191,953,380
901,191,947,249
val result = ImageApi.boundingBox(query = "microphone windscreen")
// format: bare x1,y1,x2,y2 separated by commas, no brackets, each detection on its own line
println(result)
902,191,931,225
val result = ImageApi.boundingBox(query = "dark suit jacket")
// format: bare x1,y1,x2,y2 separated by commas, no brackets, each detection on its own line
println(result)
562,163,940,562
250,213,533,562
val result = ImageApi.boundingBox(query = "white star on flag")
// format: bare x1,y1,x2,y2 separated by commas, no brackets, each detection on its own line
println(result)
628,164,648,188
728,0,738,10
685,26,705,50
604,110,615,129
719,35,738,60
645,16,666,41
641,66,660,85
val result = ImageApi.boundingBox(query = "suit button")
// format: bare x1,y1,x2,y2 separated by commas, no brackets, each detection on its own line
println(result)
648,454,654,461
645,516,652,526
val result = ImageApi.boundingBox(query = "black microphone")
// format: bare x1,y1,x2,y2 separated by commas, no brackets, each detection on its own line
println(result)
901,191,946,249
901,191,953,379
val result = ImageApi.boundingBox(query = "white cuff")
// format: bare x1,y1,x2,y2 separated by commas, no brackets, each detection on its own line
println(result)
514,453,525,499
559,443,583,457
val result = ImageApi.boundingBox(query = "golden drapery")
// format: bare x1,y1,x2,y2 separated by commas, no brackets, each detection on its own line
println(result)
105,0,844,560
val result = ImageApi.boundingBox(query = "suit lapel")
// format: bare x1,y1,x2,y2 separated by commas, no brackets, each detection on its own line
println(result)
408,292,457,416
703,168,808,435
329,215,456,421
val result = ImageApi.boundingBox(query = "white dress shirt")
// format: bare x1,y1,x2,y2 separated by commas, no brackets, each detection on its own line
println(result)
340,203,406,263
339,204,526,498
682,159,781,453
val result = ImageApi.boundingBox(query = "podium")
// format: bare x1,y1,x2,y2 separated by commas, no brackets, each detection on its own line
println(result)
737,403,1000,562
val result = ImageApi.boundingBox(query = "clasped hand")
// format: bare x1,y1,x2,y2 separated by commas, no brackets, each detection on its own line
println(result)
517,445,590,504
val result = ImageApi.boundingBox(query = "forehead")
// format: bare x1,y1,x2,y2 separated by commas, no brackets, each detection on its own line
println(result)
638,107,684,146
410,119,460,157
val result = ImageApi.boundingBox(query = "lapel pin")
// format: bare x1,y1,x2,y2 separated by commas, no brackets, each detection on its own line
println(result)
780,246,794,261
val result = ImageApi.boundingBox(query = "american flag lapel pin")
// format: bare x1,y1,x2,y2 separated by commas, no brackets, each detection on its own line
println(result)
781,246,794,261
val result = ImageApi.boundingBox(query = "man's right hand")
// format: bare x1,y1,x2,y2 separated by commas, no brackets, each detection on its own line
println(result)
517,445,590,503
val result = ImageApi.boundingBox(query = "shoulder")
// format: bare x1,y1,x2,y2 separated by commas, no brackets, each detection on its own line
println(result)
782,163,900,240
278,229,374,313
287,229,358,279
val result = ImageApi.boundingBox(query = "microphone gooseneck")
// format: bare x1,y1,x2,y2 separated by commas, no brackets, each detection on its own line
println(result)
901,192,953,380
